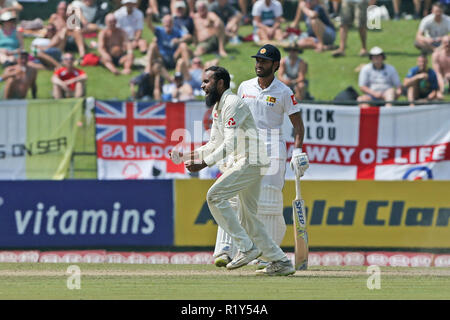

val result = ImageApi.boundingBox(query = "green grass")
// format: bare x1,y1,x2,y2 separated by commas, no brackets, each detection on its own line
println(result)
0,263,449,299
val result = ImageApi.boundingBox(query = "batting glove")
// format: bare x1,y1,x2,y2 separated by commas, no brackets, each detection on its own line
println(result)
290,148,309,177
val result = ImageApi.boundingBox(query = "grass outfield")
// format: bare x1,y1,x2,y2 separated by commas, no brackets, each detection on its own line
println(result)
0,263,449,300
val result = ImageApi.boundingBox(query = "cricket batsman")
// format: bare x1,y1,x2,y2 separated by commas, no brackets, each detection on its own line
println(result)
179,66,296,276
213,44,310,268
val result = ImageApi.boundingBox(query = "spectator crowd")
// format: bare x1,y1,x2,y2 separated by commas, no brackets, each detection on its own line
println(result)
0,0,448,106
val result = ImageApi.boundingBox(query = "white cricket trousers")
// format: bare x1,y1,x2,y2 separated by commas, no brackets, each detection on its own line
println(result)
207,161,286,262
214,158,287,258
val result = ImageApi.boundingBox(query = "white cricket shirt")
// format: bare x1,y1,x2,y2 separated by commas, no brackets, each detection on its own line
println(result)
238,77,300,159
197,89,269,167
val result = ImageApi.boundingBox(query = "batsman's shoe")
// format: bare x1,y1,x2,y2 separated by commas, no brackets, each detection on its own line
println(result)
255,259,270,270
214,253,231,267
255,259,295,276
226,245,262,270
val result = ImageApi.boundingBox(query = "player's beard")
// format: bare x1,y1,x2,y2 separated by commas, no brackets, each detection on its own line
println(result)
255,63,274,78
205,83,220,108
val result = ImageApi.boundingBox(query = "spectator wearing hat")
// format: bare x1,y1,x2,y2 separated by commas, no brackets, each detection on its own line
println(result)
331,0,368,58
252,0,284,42
192,0,228,57
114,0,147,53
0,51,37,99
432,34,450,98
146,11,191,80
277,45,309,101
357,47,402,107
0,0,23,16
98,13,134,75
172,1,195,38
0,11,23,66
415,3,450,53
209,0,242,44
49,1,87,58
52,52,88,99
291,0,336,52
403,54,440,106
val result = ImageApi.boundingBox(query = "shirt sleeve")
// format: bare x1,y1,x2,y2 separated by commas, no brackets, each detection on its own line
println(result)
136,10,144,30
418,16,428,33
177,27,187,37
358,65,370,87
274,1,283,17
203,96,250,166
155,27,162,39
77,68,86,76
406,67,416,78
237,83,243,98
429,70,439,90
252,1,261,17
283,87,300,115
54,68,62,78
196,116,223,163
391,66,401,88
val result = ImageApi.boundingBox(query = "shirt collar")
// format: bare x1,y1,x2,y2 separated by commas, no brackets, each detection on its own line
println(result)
372,63,385,70
254,77,277,91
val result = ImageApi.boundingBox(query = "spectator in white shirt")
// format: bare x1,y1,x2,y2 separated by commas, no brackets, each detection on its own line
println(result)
70,0,100,33
252,0,284,42
114,0,147,53
415,2,450,53
357,47,402,108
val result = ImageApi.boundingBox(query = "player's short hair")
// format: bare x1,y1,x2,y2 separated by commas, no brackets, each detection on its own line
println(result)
432,2,444,10
205,66,230,89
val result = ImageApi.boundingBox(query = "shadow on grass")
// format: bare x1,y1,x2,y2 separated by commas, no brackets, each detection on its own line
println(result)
383,50,421,57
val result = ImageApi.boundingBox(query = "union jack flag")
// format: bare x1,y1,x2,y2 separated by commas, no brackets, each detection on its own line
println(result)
95,101,167,143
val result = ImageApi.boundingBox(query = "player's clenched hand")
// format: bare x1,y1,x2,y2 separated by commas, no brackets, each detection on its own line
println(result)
290,148,309,177
185,160,207,173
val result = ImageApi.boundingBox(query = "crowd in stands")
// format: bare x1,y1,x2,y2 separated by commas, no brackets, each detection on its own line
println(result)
0,0,448,106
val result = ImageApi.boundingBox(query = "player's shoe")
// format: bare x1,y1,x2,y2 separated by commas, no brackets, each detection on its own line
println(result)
254,259,270,270
255,259,295,276
214,253,231,267
226,245,262,270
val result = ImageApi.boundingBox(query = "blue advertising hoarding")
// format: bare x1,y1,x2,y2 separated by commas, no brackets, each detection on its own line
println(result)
0,180,174,248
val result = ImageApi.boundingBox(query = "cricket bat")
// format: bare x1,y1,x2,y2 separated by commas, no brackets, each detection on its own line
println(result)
293,175,309,270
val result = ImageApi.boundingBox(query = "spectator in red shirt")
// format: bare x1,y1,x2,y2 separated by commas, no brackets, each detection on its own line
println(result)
51,52,88,98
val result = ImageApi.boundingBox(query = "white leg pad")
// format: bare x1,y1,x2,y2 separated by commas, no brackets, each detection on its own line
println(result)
257,185,286,246
256,214,286,246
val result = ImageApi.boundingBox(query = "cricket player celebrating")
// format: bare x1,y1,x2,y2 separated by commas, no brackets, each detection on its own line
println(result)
180,66,296,276
213,44,310,268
